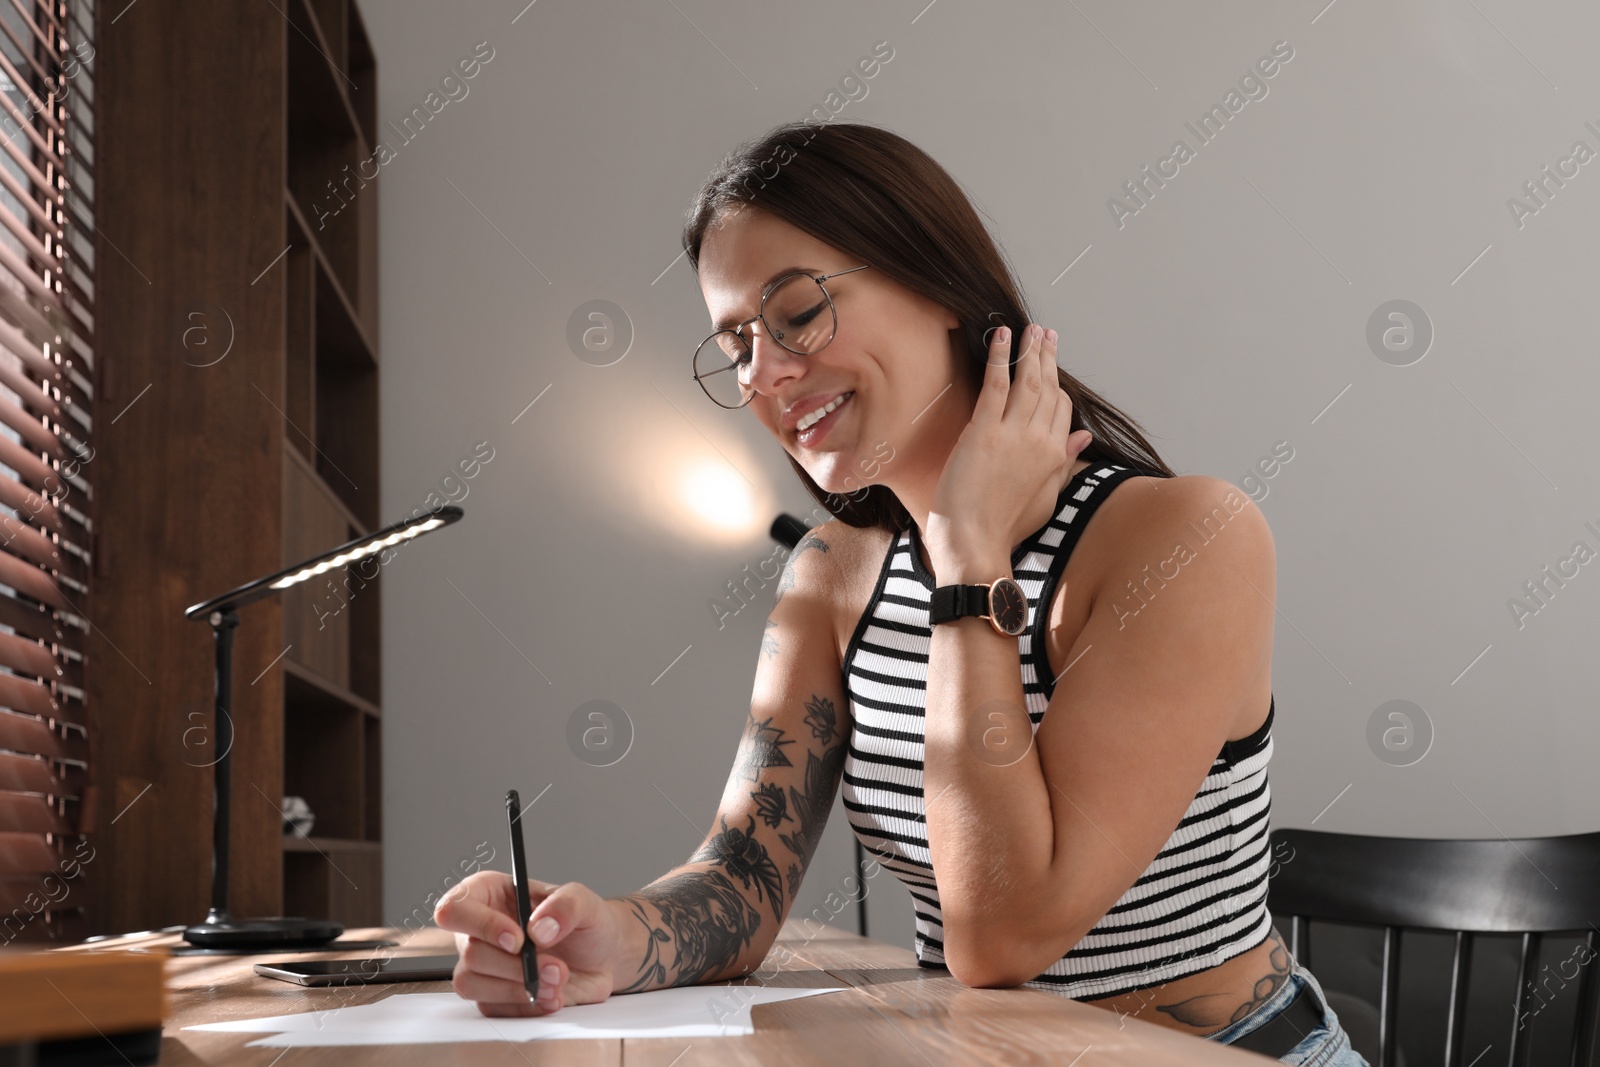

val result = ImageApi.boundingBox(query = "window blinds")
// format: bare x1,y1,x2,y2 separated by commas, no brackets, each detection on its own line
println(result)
0,0,95,944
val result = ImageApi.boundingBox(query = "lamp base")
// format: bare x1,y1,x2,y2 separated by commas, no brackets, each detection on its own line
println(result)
182,915,345,951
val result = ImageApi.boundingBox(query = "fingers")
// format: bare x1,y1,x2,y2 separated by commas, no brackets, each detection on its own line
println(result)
1001,324,1048,425
1050,388,1073,448
434,871,522,953
460,931,532,983
453,928,571,1015
526,881,594,949
436,873,588,1017
1053,402,1093,483
976,324,1013,418
455,976,563,1017
1026,327,1062,435
1028,327,1089,491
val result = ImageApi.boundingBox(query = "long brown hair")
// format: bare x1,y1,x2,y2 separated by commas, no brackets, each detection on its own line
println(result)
681,121,1175,535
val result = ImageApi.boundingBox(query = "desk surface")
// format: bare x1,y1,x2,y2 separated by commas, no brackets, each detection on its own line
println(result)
72,921,1272,1065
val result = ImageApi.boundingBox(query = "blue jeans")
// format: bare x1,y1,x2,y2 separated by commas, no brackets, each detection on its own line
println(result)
1205,959,1372,1066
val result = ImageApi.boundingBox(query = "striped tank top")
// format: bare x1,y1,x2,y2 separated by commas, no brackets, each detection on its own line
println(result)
839,463,1275,1000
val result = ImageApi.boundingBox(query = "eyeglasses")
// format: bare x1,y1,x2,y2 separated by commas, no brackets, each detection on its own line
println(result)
692,264,872,409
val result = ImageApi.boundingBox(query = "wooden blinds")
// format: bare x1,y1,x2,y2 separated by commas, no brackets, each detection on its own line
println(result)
0,0,96,944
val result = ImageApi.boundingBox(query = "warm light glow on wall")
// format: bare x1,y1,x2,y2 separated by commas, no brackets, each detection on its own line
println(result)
680,462,757,535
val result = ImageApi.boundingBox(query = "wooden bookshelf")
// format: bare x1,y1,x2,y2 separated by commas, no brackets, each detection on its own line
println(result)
278,0,383,929
91,0,383,934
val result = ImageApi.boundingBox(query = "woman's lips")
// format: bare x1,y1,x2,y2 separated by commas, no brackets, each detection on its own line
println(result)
795,391,854,448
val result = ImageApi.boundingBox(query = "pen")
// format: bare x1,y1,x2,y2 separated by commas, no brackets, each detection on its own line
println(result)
505,789,539,1002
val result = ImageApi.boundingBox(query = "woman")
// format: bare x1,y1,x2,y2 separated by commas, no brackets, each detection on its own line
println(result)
435,121,1369,1065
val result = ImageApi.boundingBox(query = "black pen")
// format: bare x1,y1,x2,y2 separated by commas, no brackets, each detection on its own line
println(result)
505,789,539,1002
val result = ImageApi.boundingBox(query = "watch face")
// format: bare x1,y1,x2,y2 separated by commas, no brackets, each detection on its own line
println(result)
988,578,1028,636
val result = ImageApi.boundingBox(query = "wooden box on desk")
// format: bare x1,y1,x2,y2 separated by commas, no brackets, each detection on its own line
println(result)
0,949,163,1063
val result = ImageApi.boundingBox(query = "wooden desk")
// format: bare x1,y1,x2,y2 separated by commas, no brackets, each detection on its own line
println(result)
69,923,1273,1065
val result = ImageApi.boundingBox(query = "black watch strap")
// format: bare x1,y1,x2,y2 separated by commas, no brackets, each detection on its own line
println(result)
929,583,992,625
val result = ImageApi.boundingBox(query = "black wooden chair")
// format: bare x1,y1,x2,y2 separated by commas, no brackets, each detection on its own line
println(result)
1267,828,1600,1067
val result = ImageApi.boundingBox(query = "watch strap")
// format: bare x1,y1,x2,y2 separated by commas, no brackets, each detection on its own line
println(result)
929,583,992,625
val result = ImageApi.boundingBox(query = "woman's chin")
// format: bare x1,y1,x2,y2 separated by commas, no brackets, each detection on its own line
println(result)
821,477,877,502
792,453,836,483
794,450,876,500
807,465,852,495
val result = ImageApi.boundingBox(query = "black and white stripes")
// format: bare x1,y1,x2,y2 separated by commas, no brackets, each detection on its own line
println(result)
839,464,1275,1000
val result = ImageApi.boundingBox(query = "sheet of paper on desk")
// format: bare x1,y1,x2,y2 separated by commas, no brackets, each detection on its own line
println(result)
184,987,847,1046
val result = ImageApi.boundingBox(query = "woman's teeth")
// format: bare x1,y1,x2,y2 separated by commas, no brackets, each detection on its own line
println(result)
797,391,854,431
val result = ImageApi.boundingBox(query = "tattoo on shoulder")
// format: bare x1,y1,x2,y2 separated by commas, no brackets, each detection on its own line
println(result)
620,870,762,992
774,534,829,604
761,618,779,659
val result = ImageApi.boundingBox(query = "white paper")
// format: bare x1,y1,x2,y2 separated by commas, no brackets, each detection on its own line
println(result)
184,986,845,1047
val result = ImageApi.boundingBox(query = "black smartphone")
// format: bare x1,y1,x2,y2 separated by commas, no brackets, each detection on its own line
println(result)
253,955,458,986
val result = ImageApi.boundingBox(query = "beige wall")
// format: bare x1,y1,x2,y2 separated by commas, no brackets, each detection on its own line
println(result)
362,0,1600,968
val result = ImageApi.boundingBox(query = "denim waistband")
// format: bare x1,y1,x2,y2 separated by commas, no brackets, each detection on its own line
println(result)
1204,962,1318,1047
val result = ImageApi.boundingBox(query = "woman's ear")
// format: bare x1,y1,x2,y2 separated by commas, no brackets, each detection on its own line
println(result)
926,297,960,333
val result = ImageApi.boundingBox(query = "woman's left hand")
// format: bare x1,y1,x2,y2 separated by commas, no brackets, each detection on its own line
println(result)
926,323,1093,566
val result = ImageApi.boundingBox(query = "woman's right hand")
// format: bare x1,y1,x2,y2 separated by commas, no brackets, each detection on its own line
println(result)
433,870,625,1017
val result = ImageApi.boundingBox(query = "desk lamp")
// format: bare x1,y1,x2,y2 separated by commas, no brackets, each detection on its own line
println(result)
179,505,464,949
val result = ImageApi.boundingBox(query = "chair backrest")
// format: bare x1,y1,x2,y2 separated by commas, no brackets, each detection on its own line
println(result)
1267,828,1600,1067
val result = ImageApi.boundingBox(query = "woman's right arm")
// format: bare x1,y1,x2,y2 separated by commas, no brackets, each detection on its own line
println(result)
436,522,855,1015
609,523,855,992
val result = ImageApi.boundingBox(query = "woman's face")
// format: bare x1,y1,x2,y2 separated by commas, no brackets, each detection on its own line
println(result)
696,205,967,498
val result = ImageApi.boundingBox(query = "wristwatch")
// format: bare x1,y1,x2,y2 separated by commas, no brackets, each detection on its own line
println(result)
929,577,1029,637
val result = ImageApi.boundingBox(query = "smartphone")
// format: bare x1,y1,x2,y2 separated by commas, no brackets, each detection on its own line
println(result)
253,955,458,986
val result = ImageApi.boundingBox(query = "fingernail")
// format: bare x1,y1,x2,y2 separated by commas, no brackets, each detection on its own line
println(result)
531,916,559,943
498,932,517,952
541,963,559,984
996,326,1009,343
1046,328,1058,344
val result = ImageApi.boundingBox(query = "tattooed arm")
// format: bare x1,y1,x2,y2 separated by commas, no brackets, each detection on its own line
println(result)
604,523,853,993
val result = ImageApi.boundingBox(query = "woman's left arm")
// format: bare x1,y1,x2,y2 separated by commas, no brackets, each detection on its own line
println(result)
922,474,1277,988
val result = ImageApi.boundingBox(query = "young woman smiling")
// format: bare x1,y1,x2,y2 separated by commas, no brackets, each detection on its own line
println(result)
435,122,1369,1065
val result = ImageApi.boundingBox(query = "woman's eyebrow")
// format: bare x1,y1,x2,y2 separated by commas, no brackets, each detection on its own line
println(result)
711,265,815,331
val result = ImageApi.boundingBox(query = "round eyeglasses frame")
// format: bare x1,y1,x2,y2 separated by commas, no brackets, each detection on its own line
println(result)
692,264,872,409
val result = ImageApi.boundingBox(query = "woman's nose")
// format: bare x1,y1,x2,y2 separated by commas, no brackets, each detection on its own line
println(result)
743,323,804,395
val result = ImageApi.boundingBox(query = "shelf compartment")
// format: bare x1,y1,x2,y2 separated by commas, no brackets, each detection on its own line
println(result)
348,504,382,706
282,657,381,721
362,716,381,841
284,208,315,463
348,3,377,150
306,0,347,72
286,8,368,310
313,258,379,530
285,191,376,365
283,836,380,853
284,845,382,927
283,669,365,842
283,451,354,688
